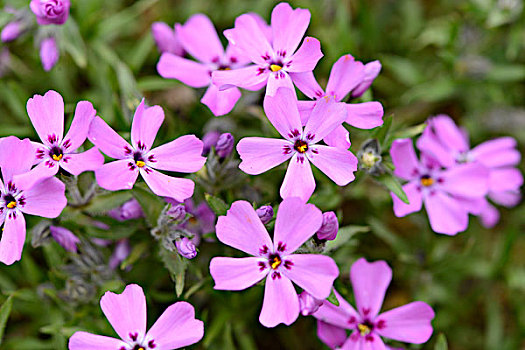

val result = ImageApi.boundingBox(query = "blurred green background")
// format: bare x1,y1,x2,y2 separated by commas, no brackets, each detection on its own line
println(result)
0,0,524,349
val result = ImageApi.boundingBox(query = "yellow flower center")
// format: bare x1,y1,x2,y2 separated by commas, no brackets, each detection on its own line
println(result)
52,154,63,161
270,255,282,270
270,64,282,72
6,201,16,209
420,175,434,187
358,323,371,336
294,140,308,153
136,160,146,168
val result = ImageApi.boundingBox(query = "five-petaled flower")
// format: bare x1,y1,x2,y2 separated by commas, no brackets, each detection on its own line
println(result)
313,258,434,349
212,2,323,97
237,87,358,201
88,99,206,202
390,138,489,235
30,0,71,25
210,198,339,327
68,284,204,350
0,136,67,265
24,90,104,182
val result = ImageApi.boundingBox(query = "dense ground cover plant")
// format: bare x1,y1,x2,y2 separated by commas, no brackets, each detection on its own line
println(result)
0,1,523,349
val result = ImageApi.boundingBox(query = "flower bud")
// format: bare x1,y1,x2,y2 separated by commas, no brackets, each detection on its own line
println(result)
316,211,338,241
151,22,184,56
40,37,59,71
202,130,220,155
216,133,234,158
256,205,274,224
109,240,131,270
167,204,186,221
109,199,144,221
176,237,197,259
1,21,23,42
352,60,381,98
30,0,70,25
298,291,323,316
49,226,80,253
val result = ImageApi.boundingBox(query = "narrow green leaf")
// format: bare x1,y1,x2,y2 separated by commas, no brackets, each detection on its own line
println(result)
324,225,370,252
327,289,339,306
120,242,149,270
132,186,165,227
434,333,448,350
376,173,409,204
158,247,188,297
373,114,393,148
205,193,229,216
0,295,13,345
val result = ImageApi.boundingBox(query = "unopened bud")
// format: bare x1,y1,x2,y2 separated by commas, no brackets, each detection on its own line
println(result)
216,133,234,158
316,211,338,241
299,291,323,316
109,199,144,221
176,237,197,259
1,21,23,42
49,226,80,253
256,205,274,224
167,204,186,221
40,37,59,71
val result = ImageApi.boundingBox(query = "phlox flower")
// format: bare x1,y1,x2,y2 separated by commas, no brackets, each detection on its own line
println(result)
210,198,339,327
0,136,67,265
24,90,104,182
212,2,323,97
313,258,434,350
30,0,70,26
390,138,489,235
157,14,254,116
151,22,184,56
69,284,204,350
88,99,206,202
292,54,384,149
416,114,523,228
237,87,358,201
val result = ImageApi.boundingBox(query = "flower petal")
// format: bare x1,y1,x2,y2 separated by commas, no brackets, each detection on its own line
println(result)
303,97,347,144
489,168,523,193
212,65,268,91
440,162,489,198
289,71,324,99
308,145,357,186
62,101,97,152
317,320,348,349
392,182,423,217
352,60,382,98
26,90,64,146
201,84,241,117
99,285,146,343
210,257,268,290
470,137,521,168
325,55,365,101
140,169,194,202
282,254,338,299
375,301,435,344
479,201,500,228
297,100,316,125
131,100,164,152
263,87,303,140
237,137,292,175
350,258,392,319
286,37,323,73
145,301,204,350
0,212,26,265
273,197,322,254
313,289,360,329
60,148,104,176
215,200,272,256
280,154,316,201
20,177,67,218
271,2,310,56
88,116,133,160
323,125,351,149
175,14,224,63
429,114,469,153
341,332,387,350
424,191,468,235
265,70,295,97
157,53,211,88
259,274,299,328
68,332,127,350
95,160,139,191
416,125,456,168
0,137,36,181
148,135,205,173
390,139,420,181
12,162,58,192
346,102,384,129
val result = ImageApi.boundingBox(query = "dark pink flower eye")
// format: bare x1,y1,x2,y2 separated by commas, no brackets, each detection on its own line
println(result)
420,174,434,187
294,140,308,153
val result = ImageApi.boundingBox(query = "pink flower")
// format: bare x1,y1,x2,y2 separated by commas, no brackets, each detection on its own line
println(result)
0,136,67,265
157,14,251,116
390,138,489,235
49,226,80,253
416,114,523,228
293,54,384,149
209,198,339,327
237,88,358,201
68,284,204,350
313,258,434,349
151,22,184,56
40,37,59,71
23,90,104,183
108,199,144,221
88,99,206,202
212,2,323,96
30,0,70,25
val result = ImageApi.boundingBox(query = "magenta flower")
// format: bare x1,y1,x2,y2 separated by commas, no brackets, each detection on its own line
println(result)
390,138,489,235
416,114,523,228
0,136,67,265
88,99,206,202
151,22,184,56
157,14,251,116
40,37,59,71
292,54,384,149
30,0,70,25
69,284,204,350
209,198,339,327
25,90,104,181
313,258,434,349
212,2,323,96
237,88,358,201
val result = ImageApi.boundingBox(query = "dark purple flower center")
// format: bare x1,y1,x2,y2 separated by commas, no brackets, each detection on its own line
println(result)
217,64,231,71
3,194,16,209
270,62,283,72
357,320,374,336
294,140,309,153
49,146,64,161
133,152,146,168
420,174,434,187
268,253,282,270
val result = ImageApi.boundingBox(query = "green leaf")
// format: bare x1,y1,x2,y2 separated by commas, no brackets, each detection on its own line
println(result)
120,242,149,270
158,247,188,297
376,173,409,204
61,18,88,69
0,295,13,345
392,122,427,140
434,333,448,350
373,114,393,148
324,225,370,252
205,193,229,216
326,289,339,306
132,186,165,227
83,191,133,216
